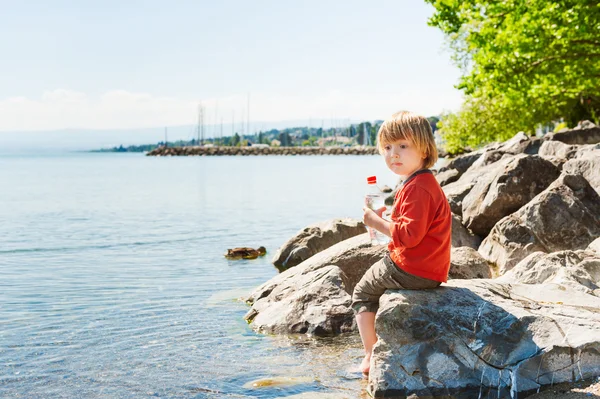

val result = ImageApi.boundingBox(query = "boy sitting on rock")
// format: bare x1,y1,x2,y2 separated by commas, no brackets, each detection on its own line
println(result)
355,110,452,375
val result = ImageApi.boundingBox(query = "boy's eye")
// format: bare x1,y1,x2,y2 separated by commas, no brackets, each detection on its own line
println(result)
400,145,407,149
384,145,391,150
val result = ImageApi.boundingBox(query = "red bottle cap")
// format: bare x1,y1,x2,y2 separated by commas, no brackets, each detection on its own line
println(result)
367,176,377,184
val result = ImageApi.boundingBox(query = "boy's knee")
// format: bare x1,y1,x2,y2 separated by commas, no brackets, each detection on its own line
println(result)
352,301,379,315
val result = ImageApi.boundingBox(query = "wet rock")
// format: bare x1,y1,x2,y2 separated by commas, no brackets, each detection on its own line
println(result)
368,280,600,397
449,247,492,279
224,246,266,259
497,250,600,295
462,155,559,237
243,376,314,389
479,173,600,274
451,213,480,250
271,218,367,271
245,234,386,335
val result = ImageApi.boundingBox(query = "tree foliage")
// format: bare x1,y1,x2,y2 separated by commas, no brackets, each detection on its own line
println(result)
426,0,600,154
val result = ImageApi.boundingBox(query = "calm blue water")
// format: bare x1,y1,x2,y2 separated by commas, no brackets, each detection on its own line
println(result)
0,152,403,399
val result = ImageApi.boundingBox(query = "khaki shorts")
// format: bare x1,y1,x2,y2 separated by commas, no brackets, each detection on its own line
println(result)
352,254,441,314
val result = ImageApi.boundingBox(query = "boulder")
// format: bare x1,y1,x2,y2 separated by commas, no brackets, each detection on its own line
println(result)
441,152,483,174
469,133,543,170
462,154,560,237
547,124,600,145
245,234,387,335
449,247,492,279
563,154,600,196
435,152,483,187
538,140,579,167
443,177,477,216
451,213,480,249
497,250,600,295
368,280,600,397
468,149,510,169
479,173,600,274
589,238,600,254
442,157,508,217
574,143,600,158
435,168,461,186
271,218,367,271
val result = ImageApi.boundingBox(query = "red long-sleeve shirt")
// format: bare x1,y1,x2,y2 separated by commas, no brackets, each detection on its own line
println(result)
388,172,452,282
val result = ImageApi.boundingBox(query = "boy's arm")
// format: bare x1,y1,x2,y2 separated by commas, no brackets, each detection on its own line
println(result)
388,186,434,248
362,207,392,237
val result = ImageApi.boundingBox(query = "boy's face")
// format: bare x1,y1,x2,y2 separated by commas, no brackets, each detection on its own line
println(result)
382,139,426,177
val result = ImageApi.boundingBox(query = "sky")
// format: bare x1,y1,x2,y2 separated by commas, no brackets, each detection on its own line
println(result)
0,0,464,133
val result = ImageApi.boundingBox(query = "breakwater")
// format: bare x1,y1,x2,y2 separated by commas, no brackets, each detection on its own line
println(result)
146,146,380,156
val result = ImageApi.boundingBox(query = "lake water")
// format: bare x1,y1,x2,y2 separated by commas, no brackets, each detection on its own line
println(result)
0,152,408,398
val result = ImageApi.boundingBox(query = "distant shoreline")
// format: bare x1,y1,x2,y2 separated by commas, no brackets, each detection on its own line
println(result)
145,145,381,156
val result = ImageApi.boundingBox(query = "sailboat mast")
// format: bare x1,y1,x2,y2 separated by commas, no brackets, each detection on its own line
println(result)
247,93,250,138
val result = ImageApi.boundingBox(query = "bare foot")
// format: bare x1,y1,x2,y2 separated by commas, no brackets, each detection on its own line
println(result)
360,355,371,375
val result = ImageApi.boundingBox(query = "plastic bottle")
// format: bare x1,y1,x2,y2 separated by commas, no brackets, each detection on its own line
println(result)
365,176,389,245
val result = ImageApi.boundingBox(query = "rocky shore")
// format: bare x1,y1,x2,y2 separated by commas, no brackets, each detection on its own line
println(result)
146,145,380,156
244,122,600,398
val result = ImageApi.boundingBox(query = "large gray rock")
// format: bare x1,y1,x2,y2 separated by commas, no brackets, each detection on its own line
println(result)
435,152,483,187
563,154,600,196
497,250,600,295
271,218,367,271
442,155,512,217
442,152,484,174
589,238,600,254
368,280,600,397
538,140,579,167
435,168,461,186
245,234,386,335
479,173,600,274
547,123,600,145
469,133,542,170
462,154,559,237
451,213,480,249
449,247,492,279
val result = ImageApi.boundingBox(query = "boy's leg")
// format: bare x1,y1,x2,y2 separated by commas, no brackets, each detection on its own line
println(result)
351,258,389,375
356,311,376,374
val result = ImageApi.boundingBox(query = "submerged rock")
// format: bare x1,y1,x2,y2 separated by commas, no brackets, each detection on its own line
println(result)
368,280,600,397
243,376,314,389
224,246,266,259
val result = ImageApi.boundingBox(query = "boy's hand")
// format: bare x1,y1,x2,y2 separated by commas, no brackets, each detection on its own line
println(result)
363,206,386,228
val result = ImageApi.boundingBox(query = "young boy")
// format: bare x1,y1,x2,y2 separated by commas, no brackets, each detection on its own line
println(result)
354,110,451,375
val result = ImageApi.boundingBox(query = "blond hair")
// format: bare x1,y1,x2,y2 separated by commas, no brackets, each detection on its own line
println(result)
377,111,438,168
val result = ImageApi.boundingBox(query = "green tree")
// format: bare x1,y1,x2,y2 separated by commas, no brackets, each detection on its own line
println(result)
231,133,240,147
426,0,600,152
278,132,291,146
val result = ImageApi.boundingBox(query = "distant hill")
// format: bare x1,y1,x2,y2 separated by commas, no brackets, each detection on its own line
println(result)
0,119,362,152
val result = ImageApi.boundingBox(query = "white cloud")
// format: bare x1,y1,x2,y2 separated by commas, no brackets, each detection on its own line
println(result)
0,88,463,131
